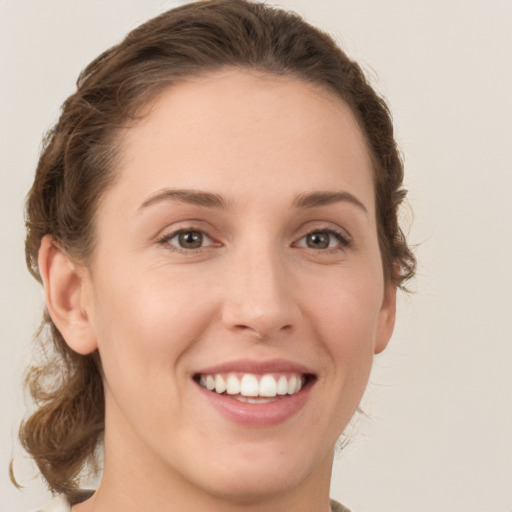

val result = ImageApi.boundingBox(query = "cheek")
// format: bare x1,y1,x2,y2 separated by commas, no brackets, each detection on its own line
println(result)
307,265,384,380
324,295,378,375
89,267,219,384
310,263,384,337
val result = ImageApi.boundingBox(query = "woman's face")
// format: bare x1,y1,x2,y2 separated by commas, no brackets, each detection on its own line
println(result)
78,70,396,502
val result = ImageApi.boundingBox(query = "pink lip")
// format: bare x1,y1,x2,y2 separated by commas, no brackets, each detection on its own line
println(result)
195,358,315,376
193,359,316,427
195,384,313,427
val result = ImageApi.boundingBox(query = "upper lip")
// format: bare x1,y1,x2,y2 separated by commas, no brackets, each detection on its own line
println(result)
194,358,316,376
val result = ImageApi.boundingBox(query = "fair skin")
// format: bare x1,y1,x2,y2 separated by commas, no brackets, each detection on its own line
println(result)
39,70,396,512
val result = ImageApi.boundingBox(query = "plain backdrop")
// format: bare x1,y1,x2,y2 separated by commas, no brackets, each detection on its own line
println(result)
1,1,511,511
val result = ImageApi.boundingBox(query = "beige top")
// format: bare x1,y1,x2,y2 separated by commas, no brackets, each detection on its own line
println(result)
37,493,351,512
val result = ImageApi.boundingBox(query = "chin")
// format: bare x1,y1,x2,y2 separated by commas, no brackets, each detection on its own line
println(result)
179,440,333,505
194,465,310,505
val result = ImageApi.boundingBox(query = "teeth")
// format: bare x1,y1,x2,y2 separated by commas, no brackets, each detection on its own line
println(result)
226,375,240,395
287,376,298,395
215,375,226,394
235,396,278,404
276,375,288,395
198,373,306,398
259,375,277,397
205,375,215,391
240,374,259,396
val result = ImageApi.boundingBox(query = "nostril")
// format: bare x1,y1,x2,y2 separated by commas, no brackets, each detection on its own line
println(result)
221,293,301,339
232,322,293,339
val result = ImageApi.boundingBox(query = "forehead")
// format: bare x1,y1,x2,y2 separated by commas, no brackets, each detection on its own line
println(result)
109,69,375,214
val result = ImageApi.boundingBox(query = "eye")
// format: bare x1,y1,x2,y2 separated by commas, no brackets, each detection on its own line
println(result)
160,229,214,251
296,229,350,250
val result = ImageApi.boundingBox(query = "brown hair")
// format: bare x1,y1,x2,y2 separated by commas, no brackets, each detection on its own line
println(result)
18,0,415,496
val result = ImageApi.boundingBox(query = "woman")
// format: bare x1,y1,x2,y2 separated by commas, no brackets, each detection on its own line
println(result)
17,1,415,511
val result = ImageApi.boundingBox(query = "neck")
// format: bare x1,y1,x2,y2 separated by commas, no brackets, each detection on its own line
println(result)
73,398,335,512
82,458,334,512
74,433,334,512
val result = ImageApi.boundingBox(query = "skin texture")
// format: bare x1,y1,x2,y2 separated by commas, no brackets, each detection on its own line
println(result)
39,70,396,512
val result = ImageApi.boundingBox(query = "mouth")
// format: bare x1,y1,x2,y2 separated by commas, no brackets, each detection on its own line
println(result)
192,360,316,426
193,372,314,403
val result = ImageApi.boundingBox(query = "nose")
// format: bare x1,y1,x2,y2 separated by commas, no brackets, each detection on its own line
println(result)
221,243,301,339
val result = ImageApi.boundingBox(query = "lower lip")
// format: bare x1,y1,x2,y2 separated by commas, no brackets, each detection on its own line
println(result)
195,381,313,427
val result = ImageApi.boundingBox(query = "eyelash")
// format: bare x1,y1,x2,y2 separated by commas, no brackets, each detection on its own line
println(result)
157,227,216,254
294,228,351,252
157,227,351,254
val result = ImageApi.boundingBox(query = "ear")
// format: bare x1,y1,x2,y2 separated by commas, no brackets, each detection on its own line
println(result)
374,280,397,355
38,235,98,355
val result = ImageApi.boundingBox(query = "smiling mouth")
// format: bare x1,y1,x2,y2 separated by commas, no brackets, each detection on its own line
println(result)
193,372,314,403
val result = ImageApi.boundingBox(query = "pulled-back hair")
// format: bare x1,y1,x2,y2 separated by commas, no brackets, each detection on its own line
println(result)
18,0,415,497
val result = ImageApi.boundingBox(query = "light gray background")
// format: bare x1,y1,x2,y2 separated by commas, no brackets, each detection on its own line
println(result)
1,1,511,511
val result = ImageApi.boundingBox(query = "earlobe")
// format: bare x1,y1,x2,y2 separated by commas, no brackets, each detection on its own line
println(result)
374,281,397,355
38,235,98,355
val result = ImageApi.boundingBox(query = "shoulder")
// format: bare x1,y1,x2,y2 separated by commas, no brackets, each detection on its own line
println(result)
36,495,348,512
34,494,70,512
330,498,352,512
34,490,94,512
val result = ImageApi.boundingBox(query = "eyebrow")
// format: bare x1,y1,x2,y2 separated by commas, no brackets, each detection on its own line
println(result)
139,189,227,210
292,191,368,214
138,188,367,214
